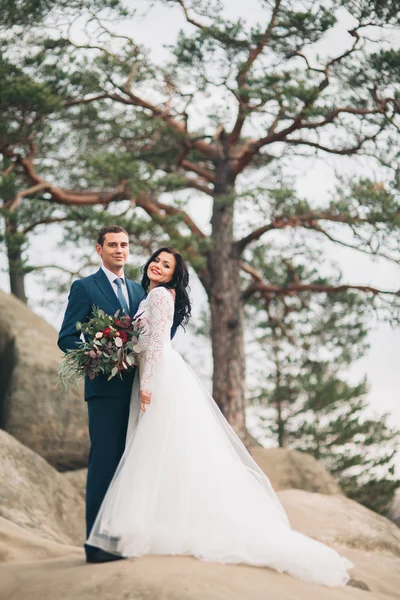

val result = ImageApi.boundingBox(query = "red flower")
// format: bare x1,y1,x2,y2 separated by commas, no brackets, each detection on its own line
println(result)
103,327,112,336
116,317,131,329
118,330,128,343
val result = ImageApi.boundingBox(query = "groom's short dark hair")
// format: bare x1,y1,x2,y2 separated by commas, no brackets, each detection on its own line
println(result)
97,225,129,246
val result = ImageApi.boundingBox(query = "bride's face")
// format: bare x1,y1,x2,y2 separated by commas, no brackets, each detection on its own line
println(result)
147,251,177,286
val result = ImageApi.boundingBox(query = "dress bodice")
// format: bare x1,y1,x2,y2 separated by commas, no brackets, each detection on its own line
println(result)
134,286,175,392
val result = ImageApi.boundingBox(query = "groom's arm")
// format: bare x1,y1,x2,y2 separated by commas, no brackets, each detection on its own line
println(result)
58,280,91,353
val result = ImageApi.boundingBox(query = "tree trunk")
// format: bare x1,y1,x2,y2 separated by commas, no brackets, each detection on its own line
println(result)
277,396,285,447
273,342,286,448
208,159,247,440
5,212,27,304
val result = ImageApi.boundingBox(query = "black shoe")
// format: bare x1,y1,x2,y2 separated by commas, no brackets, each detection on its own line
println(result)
86,548,125,563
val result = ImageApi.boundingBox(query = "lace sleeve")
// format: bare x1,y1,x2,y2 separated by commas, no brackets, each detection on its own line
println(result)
139,287,174,392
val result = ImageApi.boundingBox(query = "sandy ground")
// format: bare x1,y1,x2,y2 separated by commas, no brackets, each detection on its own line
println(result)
1,518,400,600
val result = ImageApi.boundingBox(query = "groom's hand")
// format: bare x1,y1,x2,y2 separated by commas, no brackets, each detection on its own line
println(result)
140,390,152,412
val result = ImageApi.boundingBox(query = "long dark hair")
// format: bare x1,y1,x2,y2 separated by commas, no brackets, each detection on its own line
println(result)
141,247,192,330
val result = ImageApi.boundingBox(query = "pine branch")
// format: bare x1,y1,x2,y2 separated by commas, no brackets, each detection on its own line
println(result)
229,0,283,146
236,210,399,252
240,261,264,282
312,224,400,265
6,146,208,244
301,105,390,130
104,88,218,160
241,261,399,306
153,198,207,240
284,132,383,155
241,274,399,301
232,29,394,174
3,182,49,211
184,177,213,196
177,0,205,29
2,150,130,208
180,159,215,182
64,93,109,107
65,38,125,66
1,154,212,287
31,263,91,277
61,31,217,162
22,216,73,234
292,29,362,93
1,162,16,177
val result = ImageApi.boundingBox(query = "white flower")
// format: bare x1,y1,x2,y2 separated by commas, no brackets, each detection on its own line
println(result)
95,332,103,339
114,336,123,347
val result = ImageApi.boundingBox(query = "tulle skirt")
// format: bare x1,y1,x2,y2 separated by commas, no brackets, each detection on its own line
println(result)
87,346,352,587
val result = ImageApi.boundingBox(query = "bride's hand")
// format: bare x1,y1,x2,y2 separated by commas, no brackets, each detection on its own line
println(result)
140,390,151,412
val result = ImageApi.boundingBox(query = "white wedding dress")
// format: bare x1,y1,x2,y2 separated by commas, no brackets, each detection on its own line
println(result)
87,286,352,587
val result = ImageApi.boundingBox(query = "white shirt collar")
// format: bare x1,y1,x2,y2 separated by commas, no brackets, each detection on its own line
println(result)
101,265,126,285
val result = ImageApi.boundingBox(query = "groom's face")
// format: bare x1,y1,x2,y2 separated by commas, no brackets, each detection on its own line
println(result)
96,232,129,273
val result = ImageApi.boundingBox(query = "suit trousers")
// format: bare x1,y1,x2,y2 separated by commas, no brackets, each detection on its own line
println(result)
84,392,131,555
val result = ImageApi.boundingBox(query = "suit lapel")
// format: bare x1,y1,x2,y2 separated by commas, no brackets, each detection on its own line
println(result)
93,269,122,314
127,279,141,317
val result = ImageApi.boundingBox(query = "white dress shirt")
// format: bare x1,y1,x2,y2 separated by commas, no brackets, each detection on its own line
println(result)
101,265,130,310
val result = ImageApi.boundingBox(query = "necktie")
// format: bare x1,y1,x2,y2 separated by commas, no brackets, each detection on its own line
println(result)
114,277,130,315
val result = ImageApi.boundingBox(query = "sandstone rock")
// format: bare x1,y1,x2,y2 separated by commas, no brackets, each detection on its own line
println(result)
62,469,87,500
250,447,342,494
0,547,374,600
0,290,88,469
279,489,400,556
0,430,84,545
0,518,80,563
1,437,400,599
1,490,400,599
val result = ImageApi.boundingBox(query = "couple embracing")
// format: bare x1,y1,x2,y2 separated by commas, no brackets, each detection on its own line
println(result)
58,225,352,587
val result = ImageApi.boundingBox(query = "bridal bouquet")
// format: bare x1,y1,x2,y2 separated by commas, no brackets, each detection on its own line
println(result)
58,307,144,388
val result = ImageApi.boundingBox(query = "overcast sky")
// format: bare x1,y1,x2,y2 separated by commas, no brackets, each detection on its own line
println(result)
1,0,399,458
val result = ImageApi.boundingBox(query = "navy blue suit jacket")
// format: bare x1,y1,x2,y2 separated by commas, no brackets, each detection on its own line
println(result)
58,269,146,400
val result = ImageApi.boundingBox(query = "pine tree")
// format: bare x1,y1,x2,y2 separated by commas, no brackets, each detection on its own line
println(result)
1,1,400,439
249,251,399,514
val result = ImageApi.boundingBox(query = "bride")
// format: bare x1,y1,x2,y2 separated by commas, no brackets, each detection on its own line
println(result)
87,246,352,587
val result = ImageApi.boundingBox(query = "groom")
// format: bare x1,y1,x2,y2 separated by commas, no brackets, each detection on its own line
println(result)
58,225,147,563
